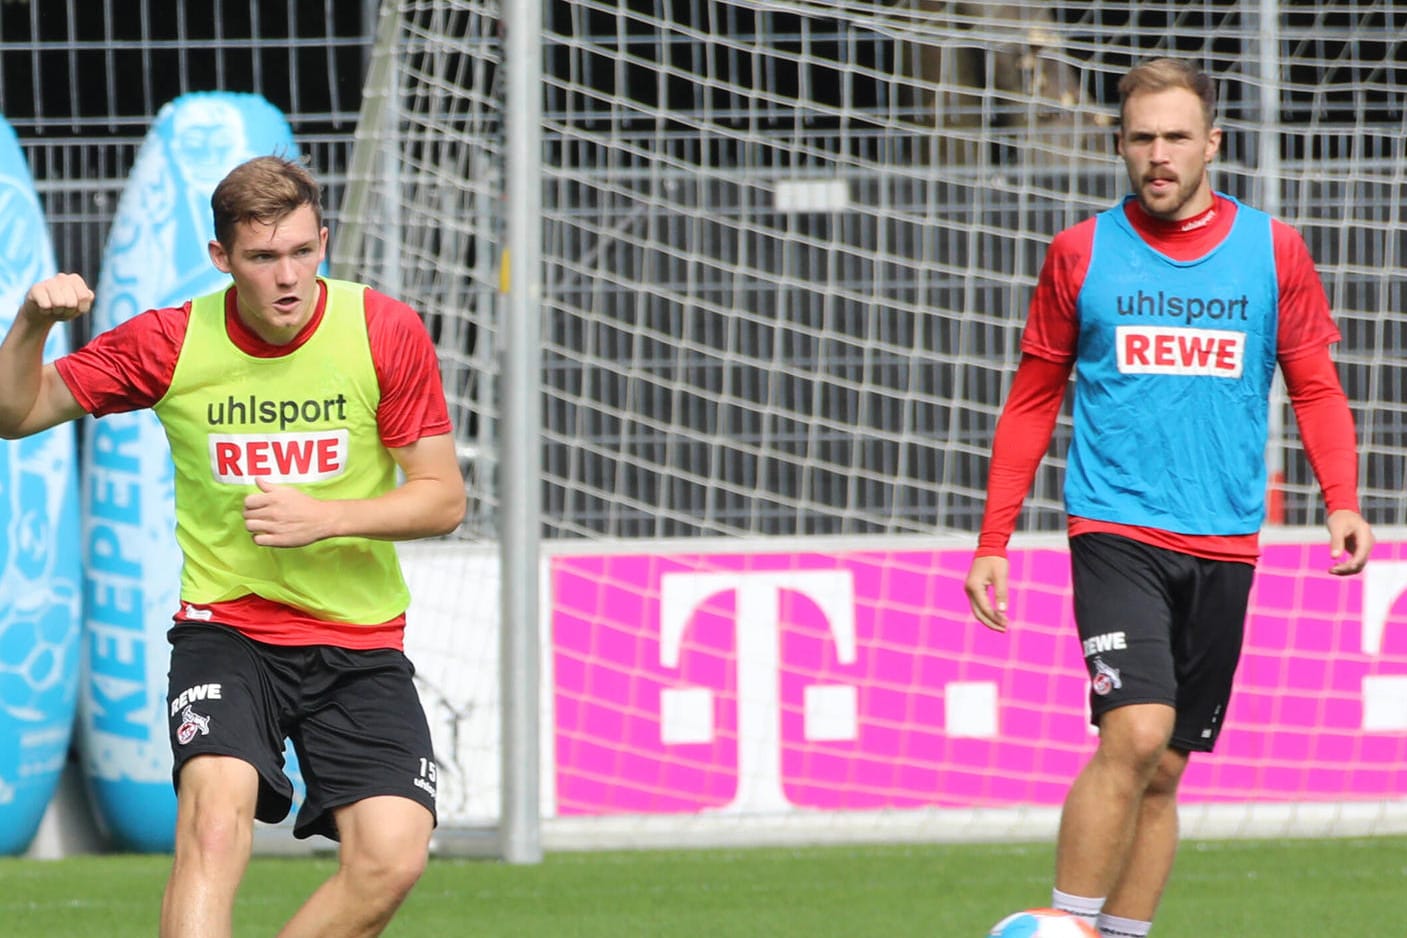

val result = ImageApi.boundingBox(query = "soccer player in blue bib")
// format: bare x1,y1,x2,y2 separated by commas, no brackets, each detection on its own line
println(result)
964,58,1373,937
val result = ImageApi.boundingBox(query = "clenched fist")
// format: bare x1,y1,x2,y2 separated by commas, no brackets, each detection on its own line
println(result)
23,273,95,325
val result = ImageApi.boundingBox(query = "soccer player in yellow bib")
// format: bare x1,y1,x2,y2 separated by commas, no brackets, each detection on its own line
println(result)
0,156,467,938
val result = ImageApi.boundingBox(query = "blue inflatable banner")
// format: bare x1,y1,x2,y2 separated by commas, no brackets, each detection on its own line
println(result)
0,116,83,856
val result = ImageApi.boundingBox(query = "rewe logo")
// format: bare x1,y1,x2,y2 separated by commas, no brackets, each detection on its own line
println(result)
659,570,857,814
1082,631,1127,657
207,429,350,484
169,682,222,717
1116,325,1245,378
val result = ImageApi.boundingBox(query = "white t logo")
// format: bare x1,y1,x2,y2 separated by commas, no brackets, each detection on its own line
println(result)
1360,562,1407,731
659,570,856,813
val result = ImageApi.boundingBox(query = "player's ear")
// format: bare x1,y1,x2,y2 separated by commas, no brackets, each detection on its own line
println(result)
1205,125,1222,162
208,238,231,273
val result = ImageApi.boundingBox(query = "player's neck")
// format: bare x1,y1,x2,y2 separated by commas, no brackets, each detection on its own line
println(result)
1131,192,1218,229
1124,193,1233,259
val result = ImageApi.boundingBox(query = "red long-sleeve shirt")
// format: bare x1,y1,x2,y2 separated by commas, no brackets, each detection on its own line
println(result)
977,196,1360,563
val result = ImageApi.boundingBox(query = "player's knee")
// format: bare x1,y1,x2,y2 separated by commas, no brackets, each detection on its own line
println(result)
177,802,253,862
344,834,429,902
386,849,429,901
173,755,259,858
1146,748,1190,796
1127,724,1173,767
357,855,426,910
1100,709,1175,771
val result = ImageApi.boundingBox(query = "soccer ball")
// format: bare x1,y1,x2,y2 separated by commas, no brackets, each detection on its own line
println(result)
987,908,1100,937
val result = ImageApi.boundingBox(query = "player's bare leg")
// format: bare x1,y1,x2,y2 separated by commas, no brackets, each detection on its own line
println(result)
277,796,432,938
1102,746,1188,921
161,755,261,938
1054,703,1176,900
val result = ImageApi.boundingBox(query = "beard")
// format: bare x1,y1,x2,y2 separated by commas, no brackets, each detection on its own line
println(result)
1134,172,1208,220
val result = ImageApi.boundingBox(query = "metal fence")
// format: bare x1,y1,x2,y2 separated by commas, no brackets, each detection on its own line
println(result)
0,1,377,341
7,1,1407,542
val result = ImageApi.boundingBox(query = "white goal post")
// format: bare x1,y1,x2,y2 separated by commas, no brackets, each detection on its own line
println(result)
332,0,1407,860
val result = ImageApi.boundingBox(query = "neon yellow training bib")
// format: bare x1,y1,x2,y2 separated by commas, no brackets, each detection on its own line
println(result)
153,278,410,624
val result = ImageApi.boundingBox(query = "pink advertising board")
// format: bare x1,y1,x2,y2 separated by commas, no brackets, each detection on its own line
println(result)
551,541,1407,816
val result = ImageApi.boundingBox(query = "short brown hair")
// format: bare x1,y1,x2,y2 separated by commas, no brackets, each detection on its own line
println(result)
1118,57,1217,129
210,155,323,249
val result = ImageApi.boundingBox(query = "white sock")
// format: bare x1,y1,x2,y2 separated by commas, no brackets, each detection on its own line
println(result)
1097,912,1152,937
1051,888,1103,928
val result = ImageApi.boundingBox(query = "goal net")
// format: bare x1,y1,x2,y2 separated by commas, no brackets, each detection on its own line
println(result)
337,0,1407,854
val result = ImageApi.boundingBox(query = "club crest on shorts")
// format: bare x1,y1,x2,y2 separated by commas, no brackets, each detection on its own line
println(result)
1091,656,1122,696
176,705,212,745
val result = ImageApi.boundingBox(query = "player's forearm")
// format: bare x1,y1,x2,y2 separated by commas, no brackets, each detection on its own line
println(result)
325,477,467,541
0,314,54,437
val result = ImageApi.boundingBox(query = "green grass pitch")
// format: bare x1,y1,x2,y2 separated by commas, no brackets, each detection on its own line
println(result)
0,835,1403,936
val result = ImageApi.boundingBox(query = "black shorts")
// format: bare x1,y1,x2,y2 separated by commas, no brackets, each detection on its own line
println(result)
166,622,438,841
1069,533,1254,752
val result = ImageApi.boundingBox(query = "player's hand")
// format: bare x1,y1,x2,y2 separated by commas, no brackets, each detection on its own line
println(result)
964,554,1010,632
22,273,94,325
242,477,335,548
1325,508,1373,576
